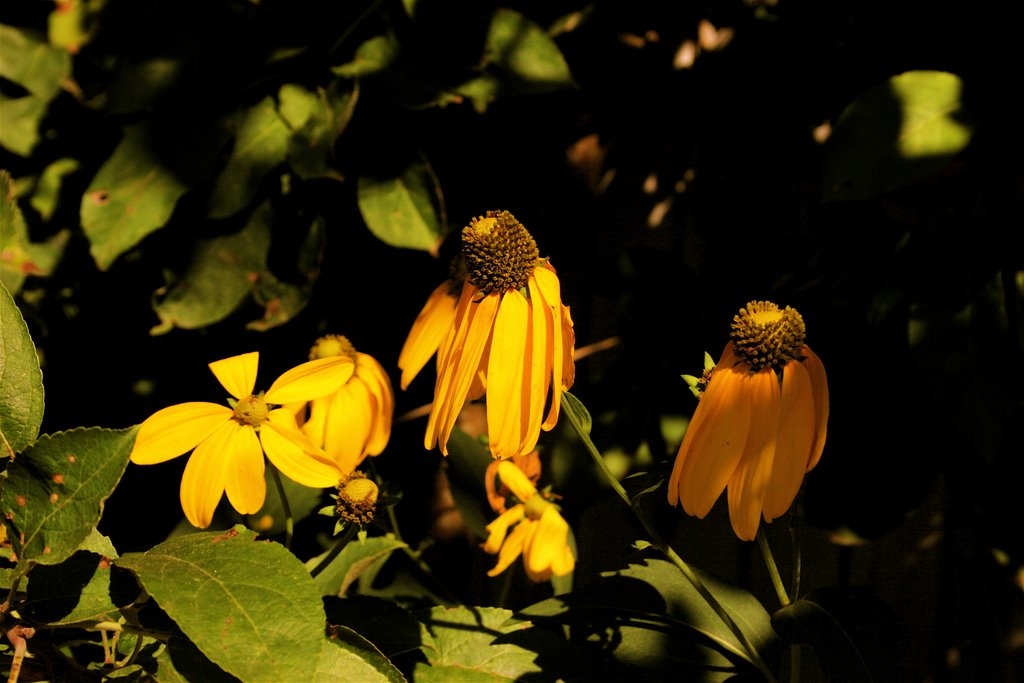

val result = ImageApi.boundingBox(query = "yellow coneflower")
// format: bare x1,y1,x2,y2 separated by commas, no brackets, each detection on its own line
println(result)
299,335,393,475
130,352,349,528
482,461,575,582
397,261,463,391
667,301,829,541
421,210,576,460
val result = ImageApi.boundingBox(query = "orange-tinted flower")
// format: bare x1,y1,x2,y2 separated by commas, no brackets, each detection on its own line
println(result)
299,335,393,475
485,450,541,514
421,211,576,459
667,301,829,540
482,461,574,582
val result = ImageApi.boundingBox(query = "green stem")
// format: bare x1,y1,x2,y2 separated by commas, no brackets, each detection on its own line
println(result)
789,512,802,601
564,396,778,683
309,524,357,578
756,529,791,607
268,463,294,550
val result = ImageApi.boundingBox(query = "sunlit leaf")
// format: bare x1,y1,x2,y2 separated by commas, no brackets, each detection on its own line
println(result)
306,534,407,597
280,82,357,180
48,0,100,53
357,153,446,252
28,157,80,221
116,526,326,683
0,426,137,565
0,94,47,156
0,279,43,457
561,391,593,436
1,170,70,294
823,70,973,202
207,96,290,218
0,24,71,100
316,626,406,682
332,35,400,79
80,124,189,270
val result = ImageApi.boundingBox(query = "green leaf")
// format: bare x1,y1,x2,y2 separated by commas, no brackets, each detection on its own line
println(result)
332,35,400,79
245,214,326,332
29,157,80,221
0,24,71,100
116,525,326,683
0,277,44,456
324,595,429,659
0,94,47,156
207,97,291,218
561,391,593,436
0,426,137,565
772,587,902,683
1,169,70,294
357,153,446,252
823,70,973,202
80,124,190,270
280,82,357,180
22,547,124,624
316,626,406,683
306,534,407,597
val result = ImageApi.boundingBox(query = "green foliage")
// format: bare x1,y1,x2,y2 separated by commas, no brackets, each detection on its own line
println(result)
357,153,447,253
0,24,71,155
307,534,407,597
0,279,44,456
0,170,69,294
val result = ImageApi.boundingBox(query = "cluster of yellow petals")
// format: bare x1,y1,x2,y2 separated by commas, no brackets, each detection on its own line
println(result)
482,461,575,582
667,308,829,540
130,352,352,528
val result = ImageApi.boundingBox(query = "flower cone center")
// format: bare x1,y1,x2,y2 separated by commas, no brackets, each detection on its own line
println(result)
336,472,378,524
461,210,539,294
731,300,806,372
233,395,269,427
310,334,357,362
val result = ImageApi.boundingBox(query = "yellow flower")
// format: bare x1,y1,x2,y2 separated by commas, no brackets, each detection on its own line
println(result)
130,352,351,528
398,278,460,391
482,461,575,582
298,335,394,474
422,210,576,459
667,301,829,541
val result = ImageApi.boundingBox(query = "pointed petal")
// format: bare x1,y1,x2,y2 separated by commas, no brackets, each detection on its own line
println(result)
521,278,548,453
467,333,491,402
560,304,576,390
487,289,529,459
265,356,354,405
524,506,569,579
671,344,751,517
300,395,329,448
551,545,575,577
487,518,532,577
726,369,779,540
131,403,232,465
399,282,459,390
320,380,373,474
496,461,538,501
356,353,394,456
425,284,478,451
179,420,236,528
209,352,259,400
801,346,829,472
482,505,526,554
533,267,565,430
763,360,815,521
222,423,266,515
261,409,342,487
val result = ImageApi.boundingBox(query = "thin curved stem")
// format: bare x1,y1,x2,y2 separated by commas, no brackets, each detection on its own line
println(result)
309,524,357,578
268,463,294,550
756,529,791,607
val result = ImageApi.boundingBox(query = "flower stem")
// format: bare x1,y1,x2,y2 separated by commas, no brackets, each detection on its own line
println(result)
756,529,790,607
562,393,778,683
309,523,358,578
268,463,294,550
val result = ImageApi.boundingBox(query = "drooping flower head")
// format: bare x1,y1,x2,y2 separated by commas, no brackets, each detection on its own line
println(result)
482,460,575,582
421,210,576,460
397,258,465,391
130,352,351,528
667,301,829,541
298,335,394,475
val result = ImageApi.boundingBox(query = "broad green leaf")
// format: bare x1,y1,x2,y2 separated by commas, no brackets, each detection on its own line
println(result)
0,24,71,100
0,94,47,156
332,35,400,79
357,154,446,252
772,587,902,683
0,427,137,565
22,548,125,624
150,202,272,334
324,595,429,659
1,169,70,294
561,391,593,436
80,124,189,270
306,534,407,597
0,278,44,457
316,626,406,682
116,526,326,683
207,97,290,218
823,70,973,202
280,82,357,180
139,637,239,683
29,157,80,220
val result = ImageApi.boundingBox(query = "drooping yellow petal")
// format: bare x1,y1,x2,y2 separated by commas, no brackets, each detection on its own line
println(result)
209,352,259,400
179,420,237,528
482,505,526,554
669,344,751,517
495,461,538,502
356,353,394,456
261,409,342,487
560,304,576,391
487,518,533,577
763,360,815,521
300,395,330,449
265,356,354,405
523,506,570,580
222,422,266,516
552,545,575,577
534,266,565,429
131,402,232,465
726,368,779,541
467,333,491,402
320,380,374,474
398,282,458,390
801,346,829,472
426,284,478,451
487,289,529,459
522,277,548,453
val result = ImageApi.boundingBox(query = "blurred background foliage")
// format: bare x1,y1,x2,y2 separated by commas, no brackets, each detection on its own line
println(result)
1,0,1021,679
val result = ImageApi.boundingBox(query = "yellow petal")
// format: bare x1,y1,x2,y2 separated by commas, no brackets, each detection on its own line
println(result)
726,369,779,541
482,505,525,554
320,381,373,474
763,360,815,521
209,352,259,400
551,545,575,577
265,356,354,405
398,282,458,390
496,461,538,502
533,267,566,430
131,402,232,465
522,277,548,453
261,409,342,487
467,333,491,402
179,420,237,528
426,284,477,451
222,422,266,516
300,395,330,448
487,518,532,577
523,506,569,579
487,289,529,459
670,343,751,517
560,305,576,391
356,353,394,456
801,346,829,472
